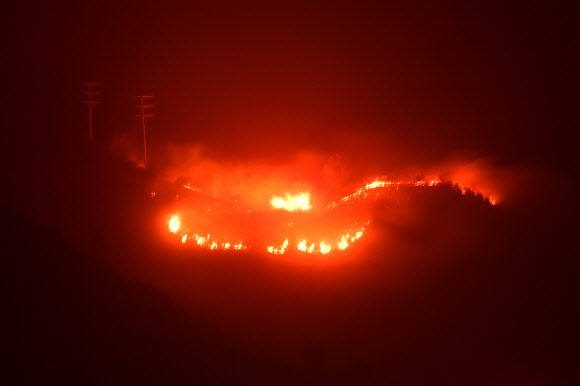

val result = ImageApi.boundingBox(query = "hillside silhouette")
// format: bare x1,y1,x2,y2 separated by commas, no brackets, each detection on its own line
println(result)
1,208,292,386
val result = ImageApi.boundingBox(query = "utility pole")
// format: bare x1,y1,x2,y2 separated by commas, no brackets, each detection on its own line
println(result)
82,82,102,142
136,95,154,174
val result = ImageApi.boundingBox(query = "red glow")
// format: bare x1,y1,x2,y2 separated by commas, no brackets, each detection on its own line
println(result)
270,192,312,212
169,215,180,233
166,175,495,255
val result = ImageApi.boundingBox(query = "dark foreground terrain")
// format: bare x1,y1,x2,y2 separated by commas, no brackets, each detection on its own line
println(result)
1,147,577,386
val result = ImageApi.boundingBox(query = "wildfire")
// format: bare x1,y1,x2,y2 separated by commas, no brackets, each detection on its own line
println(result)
297,240,316,253
319,242,331,254
338,235,349,250
328,179,442,208
457,185,496,205
169,215,180,233
177,229,248,251
183,184,200,192
168,175,497,255
267,239,289,255
270,192,312,212
328,178,497,208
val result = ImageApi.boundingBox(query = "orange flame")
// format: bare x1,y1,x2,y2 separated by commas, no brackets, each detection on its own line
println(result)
319,242,331,254
338,235,349,251
178,230,247,251
268,239,289,255
169,215,180,233
169,175,496,255
270,192,312,212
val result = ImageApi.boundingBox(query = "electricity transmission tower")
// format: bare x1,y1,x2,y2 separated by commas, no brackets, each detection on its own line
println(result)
82,82,102,142
136,95,154,173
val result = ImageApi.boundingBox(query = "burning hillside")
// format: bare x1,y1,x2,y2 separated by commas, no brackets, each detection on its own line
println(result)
109,140,512,256
165,174,497,256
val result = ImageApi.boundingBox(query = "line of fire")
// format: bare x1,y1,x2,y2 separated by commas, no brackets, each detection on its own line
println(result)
83,82,498,258
167,178,496,256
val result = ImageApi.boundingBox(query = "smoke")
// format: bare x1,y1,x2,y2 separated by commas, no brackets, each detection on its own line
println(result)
110,132,145,170
108,127,542,222
149,143,530,208
99,136,572,383
152,144,356,209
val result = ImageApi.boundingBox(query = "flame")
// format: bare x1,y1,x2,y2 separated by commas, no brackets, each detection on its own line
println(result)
268,239,289,255
178,231,246,251
234,243,246,251
338,235,349,250
270,192,312,212
171,220,367,255
168,175,496,255
456,184,496,205
184,184,200,192
328,177,498,209
296,239,333,254
329,179,444,208
319,242,331,254
169,216,180,233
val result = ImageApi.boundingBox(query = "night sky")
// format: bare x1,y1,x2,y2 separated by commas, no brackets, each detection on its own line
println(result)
5,2,576,164
1,1,577,385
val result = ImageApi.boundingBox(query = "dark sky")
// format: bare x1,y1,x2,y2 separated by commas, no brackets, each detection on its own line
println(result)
3,1,576,169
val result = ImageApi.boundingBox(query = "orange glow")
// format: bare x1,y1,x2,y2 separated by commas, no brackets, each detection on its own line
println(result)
234,243,246,251
270,192,312,212
319,242,331,254
178,230,246,251
329,178,445,208
183,184,199,192
328,177,498,209
268,239,289,255
168,175,496,255
338,235,349,250
169,215,180,233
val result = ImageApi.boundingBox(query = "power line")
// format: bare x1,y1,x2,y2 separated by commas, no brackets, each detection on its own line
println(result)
82,82,102,142
136,95,154,174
